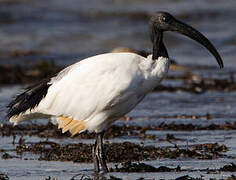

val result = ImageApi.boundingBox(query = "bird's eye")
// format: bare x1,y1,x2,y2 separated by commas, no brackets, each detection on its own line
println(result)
162,16,168,22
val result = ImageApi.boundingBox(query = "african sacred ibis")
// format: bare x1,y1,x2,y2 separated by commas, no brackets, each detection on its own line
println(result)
7,12,224,173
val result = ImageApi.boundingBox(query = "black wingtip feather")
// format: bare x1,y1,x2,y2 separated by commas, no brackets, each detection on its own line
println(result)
7,78,51,119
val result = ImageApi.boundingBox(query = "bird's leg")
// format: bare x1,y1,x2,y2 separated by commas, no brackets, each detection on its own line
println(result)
92,136,99,173
97,131,108,173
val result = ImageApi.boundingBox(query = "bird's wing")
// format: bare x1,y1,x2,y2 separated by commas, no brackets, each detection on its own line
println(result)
37,53,145,134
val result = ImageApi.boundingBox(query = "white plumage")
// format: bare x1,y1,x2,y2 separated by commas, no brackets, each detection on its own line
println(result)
8,11,223,173
10,52,169,133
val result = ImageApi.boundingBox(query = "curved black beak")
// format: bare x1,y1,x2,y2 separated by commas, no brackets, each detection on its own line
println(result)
170,19,224,68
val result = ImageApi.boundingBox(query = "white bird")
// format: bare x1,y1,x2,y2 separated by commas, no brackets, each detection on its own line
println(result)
7,12,224,173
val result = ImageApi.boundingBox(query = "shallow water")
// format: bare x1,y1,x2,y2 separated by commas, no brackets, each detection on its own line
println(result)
0,0,236,179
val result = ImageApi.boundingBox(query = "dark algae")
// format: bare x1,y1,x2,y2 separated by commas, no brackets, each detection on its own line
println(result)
0,121,233,178
1,123,236,138
0,173,9,180
9,140,229,162
0,61,62,85
220,163,236,172
110,161,181,172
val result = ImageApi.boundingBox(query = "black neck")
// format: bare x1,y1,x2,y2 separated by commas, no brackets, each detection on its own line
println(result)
153,41,169,59
150,28,169,60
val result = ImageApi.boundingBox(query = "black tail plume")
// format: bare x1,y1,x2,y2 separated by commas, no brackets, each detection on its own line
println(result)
7,78,51,118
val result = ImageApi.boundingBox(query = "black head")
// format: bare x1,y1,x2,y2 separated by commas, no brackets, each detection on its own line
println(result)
149,12,176,32
149,12,224,68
